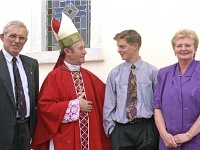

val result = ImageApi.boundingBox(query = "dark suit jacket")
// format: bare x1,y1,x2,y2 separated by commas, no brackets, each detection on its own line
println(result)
0,50,39,150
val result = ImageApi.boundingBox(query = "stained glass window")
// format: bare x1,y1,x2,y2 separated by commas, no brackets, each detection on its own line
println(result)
47,0,91,51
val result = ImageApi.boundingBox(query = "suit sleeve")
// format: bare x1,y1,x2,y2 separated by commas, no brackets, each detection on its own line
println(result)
154,70,162,109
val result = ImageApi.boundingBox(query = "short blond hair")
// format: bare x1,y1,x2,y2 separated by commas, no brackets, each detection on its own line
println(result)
171,29,199,50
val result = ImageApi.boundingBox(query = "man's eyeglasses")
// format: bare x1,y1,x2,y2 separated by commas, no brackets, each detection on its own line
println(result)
5,33,27,43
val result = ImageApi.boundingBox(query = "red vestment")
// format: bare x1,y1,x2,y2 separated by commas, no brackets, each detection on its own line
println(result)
32,64,111,150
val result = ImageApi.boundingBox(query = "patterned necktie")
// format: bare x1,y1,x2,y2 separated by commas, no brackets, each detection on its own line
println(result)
71,71,89,150
12,57,27,117
126,65,137,121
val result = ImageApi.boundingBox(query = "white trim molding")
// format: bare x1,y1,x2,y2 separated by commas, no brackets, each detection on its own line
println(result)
26,48,103,64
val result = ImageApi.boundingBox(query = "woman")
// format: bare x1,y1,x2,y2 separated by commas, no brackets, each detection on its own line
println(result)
154,29,200,150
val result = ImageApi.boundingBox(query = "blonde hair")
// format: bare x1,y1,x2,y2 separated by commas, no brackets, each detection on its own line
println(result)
171,29,199,50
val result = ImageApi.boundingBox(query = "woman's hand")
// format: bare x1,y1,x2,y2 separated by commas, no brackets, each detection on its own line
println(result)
162,132,178,148
174,132,192,146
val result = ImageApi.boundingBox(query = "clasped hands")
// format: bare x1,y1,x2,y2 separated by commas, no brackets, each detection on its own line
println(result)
78,92,93,112
162,132,192,148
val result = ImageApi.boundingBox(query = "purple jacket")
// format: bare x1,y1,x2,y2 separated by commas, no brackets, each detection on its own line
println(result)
154,60,200,150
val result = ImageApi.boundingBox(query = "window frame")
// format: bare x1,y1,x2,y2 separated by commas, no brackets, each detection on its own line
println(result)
26,0,103,64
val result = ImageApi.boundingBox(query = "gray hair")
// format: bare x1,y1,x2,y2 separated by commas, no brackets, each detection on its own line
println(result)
2,20,28,35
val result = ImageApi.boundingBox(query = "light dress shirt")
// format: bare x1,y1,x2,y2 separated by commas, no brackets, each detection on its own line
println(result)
103,58,158,135
2,49,30,118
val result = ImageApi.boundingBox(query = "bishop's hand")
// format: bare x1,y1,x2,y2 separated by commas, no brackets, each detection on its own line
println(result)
78,92,93,112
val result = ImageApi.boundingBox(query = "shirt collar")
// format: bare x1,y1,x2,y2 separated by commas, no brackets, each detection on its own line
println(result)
2,49,20,63
125,57,143,69
64,61,80,71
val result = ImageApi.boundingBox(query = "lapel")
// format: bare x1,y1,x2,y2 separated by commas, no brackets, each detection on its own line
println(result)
172,60,197,102
0,50,16,107
20,55,33,102
181,60,197,86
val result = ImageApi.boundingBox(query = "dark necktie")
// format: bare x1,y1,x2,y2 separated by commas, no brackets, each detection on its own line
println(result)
126,65,137,121
12,57,27,117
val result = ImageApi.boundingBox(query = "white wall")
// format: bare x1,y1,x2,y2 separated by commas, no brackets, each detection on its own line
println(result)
84,0,200,82
0,0,42,53
1,0,200,85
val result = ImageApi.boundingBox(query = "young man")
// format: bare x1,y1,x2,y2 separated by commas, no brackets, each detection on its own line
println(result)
103,29,159,150
32,12,111,150
0,20,39,150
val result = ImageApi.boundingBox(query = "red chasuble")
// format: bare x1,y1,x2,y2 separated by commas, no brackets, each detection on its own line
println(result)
32,64,111,150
